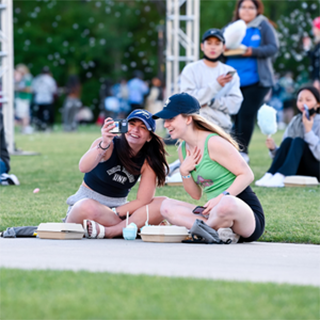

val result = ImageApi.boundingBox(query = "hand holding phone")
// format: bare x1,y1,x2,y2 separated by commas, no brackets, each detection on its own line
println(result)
303,104,310,120
192,206,207,214
226,70,236,77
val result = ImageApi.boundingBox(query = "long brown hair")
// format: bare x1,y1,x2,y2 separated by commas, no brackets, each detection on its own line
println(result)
116,133,169,187
232,0,264,21
181,113,239,151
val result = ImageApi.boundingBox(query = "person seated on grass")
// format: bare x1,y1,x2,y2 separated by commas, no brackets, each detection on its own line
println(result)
0,112,20,186
255,86,320,187
152,93,265,243
65,109,168,238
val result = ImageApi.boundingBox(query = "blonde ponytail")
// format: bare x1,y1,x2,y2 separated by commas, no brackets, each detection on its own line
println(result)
181,113,240,151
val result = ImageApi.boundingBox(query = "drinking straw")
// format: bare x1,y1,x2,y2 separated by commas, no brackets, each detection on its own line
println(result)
126,211,129,227
145,205,149,226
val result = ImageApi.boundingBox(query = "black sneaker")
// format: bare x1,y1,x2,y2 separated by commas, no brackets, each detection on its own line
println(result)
0,173,20,185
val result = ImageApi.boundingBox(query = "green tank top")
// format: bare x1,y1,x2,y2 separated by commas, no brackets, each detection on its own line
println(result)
181,133,236,199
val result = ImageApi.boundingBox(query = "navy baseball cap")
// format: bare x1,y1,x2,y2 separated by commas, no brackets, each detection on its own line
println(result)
201,28,225,43
127,109,156,132
152,93,200,119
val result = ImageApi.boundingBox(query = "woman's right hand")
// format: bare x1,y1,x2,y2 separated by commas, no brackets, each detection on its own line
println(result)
101,118,116,148
180,147,201,176
266,137,276,150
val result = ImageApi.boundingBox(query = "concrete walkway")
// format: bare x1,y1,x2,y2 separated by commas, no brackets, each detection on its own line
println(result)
0,238,319,286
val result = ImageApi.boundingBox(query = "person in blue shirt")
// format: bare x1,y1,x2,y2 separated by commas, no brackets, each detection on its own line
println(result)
127,71,149,111
225,0,278,163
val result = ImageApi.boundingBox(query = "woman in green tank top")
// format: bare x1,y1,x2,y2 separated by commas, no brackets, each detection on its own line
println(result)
153,93,265,243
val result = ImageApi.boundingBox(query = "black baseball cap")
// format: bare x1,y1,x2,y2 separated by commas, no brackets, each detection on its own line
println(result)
127,109,156,132
201,28,225,43
152,93,200,119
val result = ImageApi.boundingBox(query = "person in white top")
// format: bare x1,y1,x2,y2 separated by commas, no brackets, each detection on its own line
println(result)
180,28,243,133
32,66,57,131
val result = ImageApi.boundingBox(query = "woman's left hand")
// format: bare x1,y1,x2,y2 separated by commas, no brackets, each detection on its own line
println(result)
302,112,314,133
242,47,253,57
202,195,222,215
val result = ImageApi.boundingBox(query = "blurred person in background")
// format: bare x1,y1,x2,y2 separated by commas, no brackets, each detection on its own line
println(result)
225,0,279,164
0,112,20,185
127,71,149,111
14,64,33,134
113,78,130,118
32,66,57,131
62,75,82,132
303,17,320,91
145,77,164,133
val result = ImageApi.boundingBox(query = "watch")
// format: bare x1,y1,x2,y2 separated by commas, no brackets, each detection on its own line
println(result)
222,191,230,196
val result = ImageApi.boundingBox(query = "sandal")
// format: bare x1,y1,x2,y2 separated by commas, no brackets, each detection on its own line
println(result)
83,220,105,239
218,228,240,244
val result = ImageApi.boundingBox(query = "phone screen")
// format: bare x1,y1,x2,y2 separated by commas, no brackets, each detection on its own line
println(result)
303,104,310,120
192,206,206,214
226,71,236,76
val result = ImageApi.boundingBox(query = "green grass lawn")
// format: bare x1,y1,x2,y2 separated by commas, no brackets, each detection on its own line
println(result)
1,125,319,244
1,125,319,320
1,268,318,320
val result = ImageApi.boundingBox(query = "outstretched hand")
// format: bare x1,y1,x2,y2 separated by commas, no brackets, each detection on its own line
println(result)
180,146,201,176
101,118,116,147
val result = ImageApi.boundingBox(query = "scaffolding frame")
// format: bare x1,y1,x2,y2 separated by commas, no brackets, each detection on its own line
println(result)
0,0,14,154
166,0,199,96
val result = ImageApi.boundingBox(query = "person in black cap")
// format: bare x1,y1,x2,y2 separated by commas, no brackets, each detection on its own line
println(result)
65,109,169,239
179,28,243,133
153,93,265,243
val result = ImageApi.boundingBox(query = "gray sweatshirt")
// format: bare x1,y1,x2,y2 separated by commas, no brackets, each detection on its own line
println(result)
270,114,320,161
180,60,243,132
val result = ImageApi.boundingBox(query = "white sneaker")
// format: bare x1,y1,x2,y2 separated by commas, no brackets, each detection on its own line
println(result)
167,159,181,177
0,173,20,185
264,173,285,187
240,152,250,164
218,228,240,244
165,171,183,185
255,173,273,186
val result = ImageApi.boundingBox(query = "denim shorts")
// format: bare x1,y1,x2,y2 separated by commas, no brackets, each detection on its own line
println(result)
63,185,127,222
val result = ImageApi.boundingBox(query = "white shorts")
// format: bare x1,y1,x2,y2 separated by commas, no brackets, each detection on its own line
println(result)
15,98,30,119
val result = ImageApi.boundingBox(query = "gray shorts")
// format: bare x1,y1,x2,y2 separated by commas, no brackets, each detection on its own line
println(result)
63,185,127,222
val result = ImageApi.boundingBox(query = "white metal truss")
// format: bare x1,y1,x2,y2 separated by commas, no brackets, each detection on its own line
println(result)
166,0,199,96
1,0,14,153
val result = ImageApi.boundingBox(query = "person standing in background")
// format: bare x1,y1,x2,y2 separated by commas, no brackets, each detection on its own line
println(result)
32,66,57,131
225,0,279,163
62,75,82,132
303,17,320,91
14,64,33,134
127,71,149,112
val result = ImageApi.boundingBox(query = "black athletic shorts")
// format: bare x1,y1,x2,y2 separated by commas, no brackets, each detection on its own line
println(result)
236,186,265,242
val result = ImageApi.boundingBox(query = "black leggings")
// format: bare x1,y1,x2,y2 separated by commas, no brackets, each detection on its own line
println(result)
233,83,270,154
236,186,265,243
268,137,320,180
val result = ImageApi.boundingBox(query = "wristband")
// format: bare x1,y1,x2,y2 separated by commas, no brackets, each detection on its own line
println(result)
181,174,191,179
98,141,110,151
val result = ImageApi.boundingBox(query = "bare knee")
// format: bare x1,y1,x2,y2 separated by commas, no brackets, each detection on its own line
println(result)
72,198,100,220
160,198,178,220
214,196,238,220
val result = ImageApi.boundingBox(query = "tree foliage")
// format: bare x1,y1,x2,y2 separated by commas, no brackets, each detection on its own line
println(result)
13,0,319,114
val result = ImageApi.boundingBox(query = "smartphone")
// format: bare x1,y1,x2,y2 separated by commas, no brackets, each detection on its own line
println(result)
109,119,128,134
226,70,236,76
192,206,207,214
303,104,310,120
